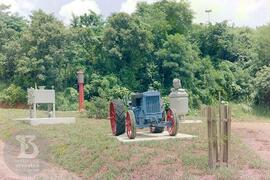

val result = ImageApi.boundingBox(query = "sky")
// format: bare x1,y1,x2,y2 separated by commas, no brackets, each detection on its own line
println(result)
0,0,269,27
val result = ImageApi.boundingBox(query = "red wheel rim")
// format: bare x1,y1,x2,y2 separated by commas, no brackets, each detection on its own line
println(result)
126,112,132,138
167,109,175,135
109,102,116,135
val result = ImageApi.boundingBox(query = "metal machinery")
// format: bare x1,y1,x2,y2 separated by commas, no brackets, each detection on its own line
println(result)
109,90,179,139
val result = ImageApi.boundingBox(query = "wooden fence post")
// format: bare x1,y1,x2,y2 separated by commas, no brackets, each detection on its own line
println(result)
207,106,218,168
207,106,213,168
201,105,207,118
222,105,231,165
208,104,231,168
212,108,218,166
219,103,224,164
228,106,231,164
218,92,222,165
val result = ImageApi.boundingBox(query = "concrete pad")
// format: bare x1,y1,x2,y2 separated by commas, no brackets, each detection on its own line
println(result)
14,117,76,126
116,131,197,143
180,120,202,124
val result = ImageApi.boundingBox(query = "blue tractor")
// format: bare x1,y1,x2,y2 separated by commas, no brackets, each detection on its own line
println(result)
109,90,179,139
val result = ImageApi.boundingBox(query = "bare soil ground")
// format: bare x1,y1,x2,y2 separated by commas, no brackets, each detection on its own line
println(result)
232,122,270,162
0,141,81,180
232,121,270,179
0,103,28,109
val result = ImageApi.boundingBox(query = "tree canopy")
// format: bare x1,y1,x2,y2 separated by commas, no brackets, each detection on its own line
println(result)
0,0,269,108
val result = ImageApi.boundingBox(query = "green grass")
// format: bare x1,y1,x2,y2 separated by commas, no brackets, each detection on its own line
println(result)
231,103,270,122
0,108,269,179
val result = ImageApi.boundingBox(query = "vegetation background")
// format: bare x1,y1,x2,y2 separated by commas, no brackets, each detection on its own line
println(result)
0,0,270,117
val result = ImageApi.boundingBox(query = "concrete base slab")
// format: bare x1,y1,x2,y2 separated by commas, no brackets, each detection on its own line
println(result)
180,120,202,124
116,131,197,143
14,117,76,126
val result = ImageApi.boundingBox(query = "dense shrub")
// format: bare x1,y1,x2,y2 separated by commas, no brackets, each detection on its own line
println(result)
84,73,131,100
162,96,170,110
56,84,128,113
254,65,270,105
0,84,26,105
85,97,108,119
56,87,78,111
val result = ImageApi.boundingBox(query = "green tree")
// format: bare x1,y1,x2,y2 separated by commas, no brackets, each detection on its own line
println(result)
14,10,68,89
136,0,193,49
0,4,27,83
0,1,265,110
156,34,198,92
71,10,103,29
254,65,270,105
103,13,153,90
68,11,105,82
256,24,270,68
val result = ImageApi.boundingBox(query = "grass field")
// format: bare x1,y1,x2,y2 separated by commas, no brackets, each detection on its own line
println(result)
0,106,270,179
231,103,270,122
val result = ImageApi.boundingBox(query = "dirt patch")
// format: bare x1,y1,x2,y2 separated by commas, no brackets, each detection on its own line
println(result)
0,103,28,109
238,168,269,180
0,141,81,179
232,122,270,179
232,122,270,163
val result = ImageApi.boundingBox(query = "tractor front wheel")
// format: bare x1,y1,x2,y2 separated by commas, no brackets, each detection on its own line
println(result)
109,100,125,136
150,126,164,133
150,110,166,133
166,108,179,136
126,110,136,139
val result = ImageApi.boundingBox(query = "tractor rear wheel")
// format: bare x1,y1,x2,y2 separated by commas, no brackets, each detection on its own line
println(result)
150,126,164,133
109,100,125,136
166,108,179,136
126,110,136,139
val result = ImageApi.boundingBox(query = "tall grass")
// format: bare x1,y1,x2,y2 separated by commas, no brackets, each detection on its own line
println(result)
231,103,270,121
252,105,270,118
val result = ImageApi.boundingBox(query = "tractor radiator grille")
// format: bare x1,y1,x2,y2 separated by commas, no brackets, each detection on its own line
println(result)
145,96,160,113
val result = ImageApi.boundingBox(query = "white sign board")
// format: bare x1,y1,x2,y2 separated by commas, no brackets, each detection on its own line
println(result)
28,89,55,104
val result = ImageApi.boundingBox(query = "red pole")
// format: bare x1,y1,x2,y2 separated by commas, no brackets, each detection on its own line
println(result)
77,70,84,112
79,83,84,111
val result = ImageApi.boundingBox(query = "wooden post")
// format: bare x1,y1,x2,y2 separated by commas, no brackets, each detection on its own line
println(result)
212,108,218,166
227,107,231,164
208,104,231,168
207,106,214,168
200,105,205,118
219,103,224,163
207,106,218,168
223,105,231,165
